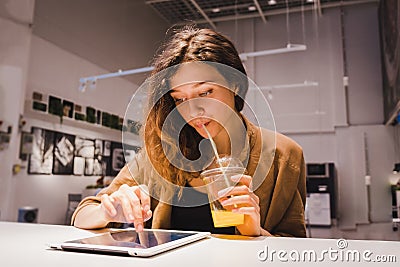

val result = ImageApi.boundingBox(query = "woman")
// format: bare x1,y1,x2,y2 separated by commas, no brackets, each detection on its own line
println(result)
72,26,306,237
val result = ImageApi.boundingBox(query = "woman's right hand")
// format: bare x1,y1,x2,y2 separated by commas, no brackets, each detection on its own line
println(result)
99,184,152,232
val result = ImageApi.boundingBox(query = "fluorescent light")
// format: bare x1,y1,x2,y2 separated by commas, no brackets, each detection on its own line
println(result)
259,80,319,90
79,43,307,91
212,8,220,13
79,66,154,91
248,6,256,11
268,0,277,5
239,44,306,61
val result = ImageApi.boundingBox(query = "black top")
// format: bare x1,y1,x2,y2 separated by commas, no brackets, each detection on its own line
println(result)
170,183,235,234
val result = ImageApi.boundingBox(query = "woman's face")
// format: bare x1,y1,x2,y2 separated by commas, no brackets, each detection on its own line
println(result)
169,62,236,139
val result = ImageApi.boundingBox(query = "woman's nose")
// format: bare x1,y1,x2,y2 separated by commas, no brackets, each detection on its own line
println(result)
177,98,205,119
188,99,205,118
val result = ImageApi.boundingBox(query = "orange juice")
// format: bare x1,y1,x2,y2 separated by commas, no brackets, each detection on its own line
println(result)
211,210,244,227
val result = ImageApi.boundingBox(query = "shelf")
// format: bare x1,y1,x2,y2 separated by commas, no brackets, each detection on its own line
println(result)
23,100,141,145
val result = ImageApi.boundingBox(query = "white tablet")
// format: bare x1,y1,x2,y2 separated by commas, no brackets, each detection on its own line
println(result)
52,228,210,257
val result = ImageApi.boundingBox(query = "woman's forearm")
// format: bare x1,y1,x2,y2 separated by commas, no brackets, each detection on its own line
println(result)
73,204,109,229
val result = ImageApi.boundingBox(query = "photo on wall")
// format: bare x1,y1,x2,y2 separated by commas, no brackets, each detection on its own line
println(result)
53,132,75,175
110,142,123,176
109,142,141,176
62,100,74,118
75,136,94,157
103,140,112,176
28,127,55,174
73,156,85,176
93,139,104,176
85,158,94,176
74,136,95,176
124,144,140,163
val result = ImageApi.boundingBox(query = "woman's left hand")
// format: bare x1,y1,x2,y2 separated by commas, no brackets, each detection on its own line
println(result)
218,174,262,236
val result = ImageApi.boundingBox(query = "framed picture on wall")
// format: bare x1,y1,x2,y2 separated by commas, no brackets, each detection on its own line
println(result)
48,95,63,117
93,139,104,176
109,142,141,176
53,132,75,175
28,127,55,174
124,145,140,163
84,158,94,176
110,142,124,176
75,136,95,158
73,156,85,176
86,106,96,124
103,140,112,176
74,136,95,176
62,100,74,118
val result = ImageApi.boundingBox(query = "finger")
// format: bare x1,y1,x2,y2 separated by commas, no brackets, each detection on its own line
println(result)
126,186,143,229
131,200,144,232
120,186,145,231
231,174,252,188
136,185,151,213
218,185,251,198
117,193,136,222
221,194,260,210
231,206,259,215
143,209,152,222
101,194,117,217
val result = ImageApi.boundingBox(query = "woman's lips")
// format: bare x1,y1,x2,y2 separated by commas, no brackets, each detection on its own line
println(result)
193,120,210,129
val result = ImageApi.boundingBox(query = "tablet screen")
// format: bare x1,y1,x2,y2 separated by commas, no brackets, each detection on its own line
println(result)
65,230,196,249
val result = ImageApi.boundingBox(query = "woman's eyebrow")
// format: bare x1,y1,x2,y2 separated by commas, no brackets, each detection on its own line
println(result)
169,81,213,93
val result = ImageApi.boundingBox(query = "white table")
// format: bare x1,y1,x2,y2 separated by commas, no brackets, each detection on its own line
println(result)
0,221,399,266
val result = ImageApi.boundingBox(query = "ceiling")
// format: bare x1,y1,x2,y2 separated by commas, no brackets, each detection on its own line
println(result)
33,0,169,86
31,0,377,87
145,0,370,27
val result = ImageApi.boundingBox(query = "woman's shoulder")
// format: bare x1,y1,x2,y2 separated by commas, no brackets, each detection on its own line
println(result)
255,126,302,153
243,115,302,155
257,128,303,168
274,131,302,154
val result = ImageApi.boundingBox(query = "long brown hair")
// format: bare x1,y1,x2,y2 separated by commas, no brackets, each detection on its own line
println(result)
144,26,248,188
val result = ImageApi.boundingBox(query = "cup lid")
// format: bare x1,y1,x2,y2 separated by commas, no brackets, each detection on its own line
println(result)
200,156,246,177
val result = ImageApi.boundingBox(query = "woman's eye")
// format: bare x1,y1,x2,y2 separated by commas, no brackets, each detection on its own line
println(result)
173,97,186,105
199,89,213,97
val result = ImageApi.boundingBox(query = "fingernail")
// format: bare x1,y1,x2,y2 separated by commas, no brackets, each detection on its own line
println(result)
143,204,150,211
136,223,143,232
110,209,116,216
218,188,232,197
231,175,241,181
129,214,135,221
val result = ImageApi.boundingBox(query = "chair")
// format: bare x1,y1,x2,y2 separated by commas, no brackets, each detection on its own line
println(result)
65,193,82,225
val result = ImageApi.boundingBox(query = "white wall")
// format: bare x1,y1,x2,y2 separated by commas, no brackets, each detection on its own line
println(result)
32,0,168,86
345,4,384,125
0,0,34,221
27,35,138,117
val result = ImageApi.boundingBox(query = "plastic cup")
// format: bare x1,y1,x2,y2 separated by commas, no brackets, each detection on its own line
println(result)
201,157,246,228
